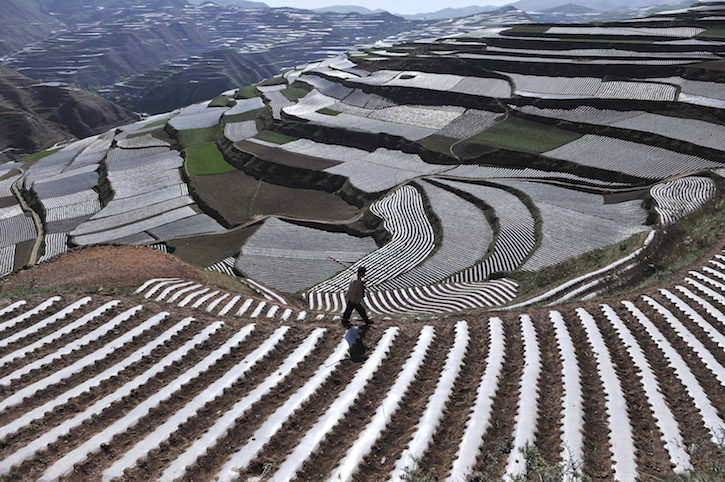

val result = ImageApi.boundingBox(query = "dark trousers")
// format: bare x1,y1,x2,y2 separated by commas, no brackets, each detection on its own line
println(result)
342,302,370,325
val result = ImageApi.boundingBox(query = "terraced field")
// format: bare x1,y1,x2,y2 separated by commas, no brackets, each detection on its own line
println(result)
0,2,723,320
0,247,722,481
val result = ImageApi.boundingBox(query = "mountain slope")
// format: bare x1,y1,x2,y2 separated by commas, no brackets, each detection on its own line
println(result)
0,66,136,157
0,0,63,56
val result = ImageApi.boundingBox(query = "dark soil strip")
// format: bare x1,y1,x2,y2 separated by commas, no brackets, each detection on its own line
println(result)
116,327,316,481
341,323,455,481
415,319,490,478
0,319,209,456
559,307,614,481
181,331,342,481
591,304,674,480
4,323,266,481
634,298,725,420
651,293,725,366
295,329,421,480
0,305,155,426
62,326,286,481
530,313,565,466
471,315,523,480
237,327,388,479
0,299,68,346
611,303,719,471
0,299,101,362
675,289,725,336
0,300,134,379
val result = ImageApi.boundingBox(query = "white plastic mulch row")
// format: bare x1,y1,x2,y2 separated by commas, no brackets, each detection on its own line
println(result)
270,327,399,481
516,106,725,152
0,174,20,197
488,180,648,272
72,206,197,246
36,323,257,482
215,341,350,481
92,184,189,219
504,315,541,478
41,189,101,223
115,133,170,149
0,214,37,248
168,107,228,130
312,186,435,291
643,295,725,386
436,109,503,139
576,308,637,480
71,195,195,236
236,217,377,293
622,301,724,444
444,164,629,188
0,244,15,277
224,120,258,142
0,300,118,385
328,326,434,481
437,180,536,283
281,140,452,192
379,182,492,289
546,26,704,37
135,278,301,322
548,311,584,472
161,328,326,481
305,278,519,314
103,326,290,481
368,105,464,130
38,233,68,263
447,316,505,481
0,317,204,444
0,296,90,353
207,257,237,276
502,72,679,101
0,305,149,413
651,177,716,225
600,305,693,472
391,321,469,479
545,135,718,180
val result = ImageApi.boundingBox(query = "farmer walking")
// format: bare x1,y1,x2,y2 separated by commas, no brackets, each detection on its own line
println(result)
341,266,373,329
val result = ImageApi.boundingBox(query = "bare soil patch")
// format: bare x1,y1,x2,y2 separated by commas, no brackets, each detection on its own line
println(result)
1,246,201,293
190,170,359,227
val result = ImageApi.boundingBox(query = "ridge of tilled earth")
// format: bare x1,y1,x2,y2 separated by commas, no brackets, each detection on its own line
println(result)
0,250,722,480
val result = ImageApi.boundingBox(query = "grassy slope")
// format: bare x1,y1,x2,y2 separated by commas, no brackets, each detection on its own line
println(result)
455,116,583,154
254,130,297,144
185,142,236,175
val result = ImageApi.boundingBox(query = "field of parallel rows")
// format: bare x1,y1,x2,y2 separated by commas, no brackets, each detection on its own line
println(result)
0,2,723,316
0,250,723,480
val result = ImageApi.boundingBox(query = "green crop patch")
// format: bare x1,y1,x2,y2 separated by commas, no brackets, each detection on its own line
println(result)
20,147,62,164
418,135,457,156
185,142,236,175
259,76,286,86
316,107,341,116
254,130,297,145
457,116,582,154
697,27,725,39
281,86,310,102
208,95,233,108
235,85,259,99
143,117,171,129
224,108,265,123
177,126,218,148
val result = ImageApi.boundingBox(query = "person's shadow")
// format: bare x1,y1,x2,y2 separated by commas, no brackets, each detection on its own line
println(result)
344,324,371,362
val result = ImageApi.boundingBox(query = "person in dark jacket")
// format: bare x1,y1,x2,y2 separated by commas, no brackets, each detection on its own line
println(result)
341,266,373,328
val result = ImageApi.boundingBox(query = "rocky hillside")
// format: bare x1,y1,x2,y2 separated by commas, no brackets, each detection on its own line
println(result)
0,66,136,159
0,0,63,56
